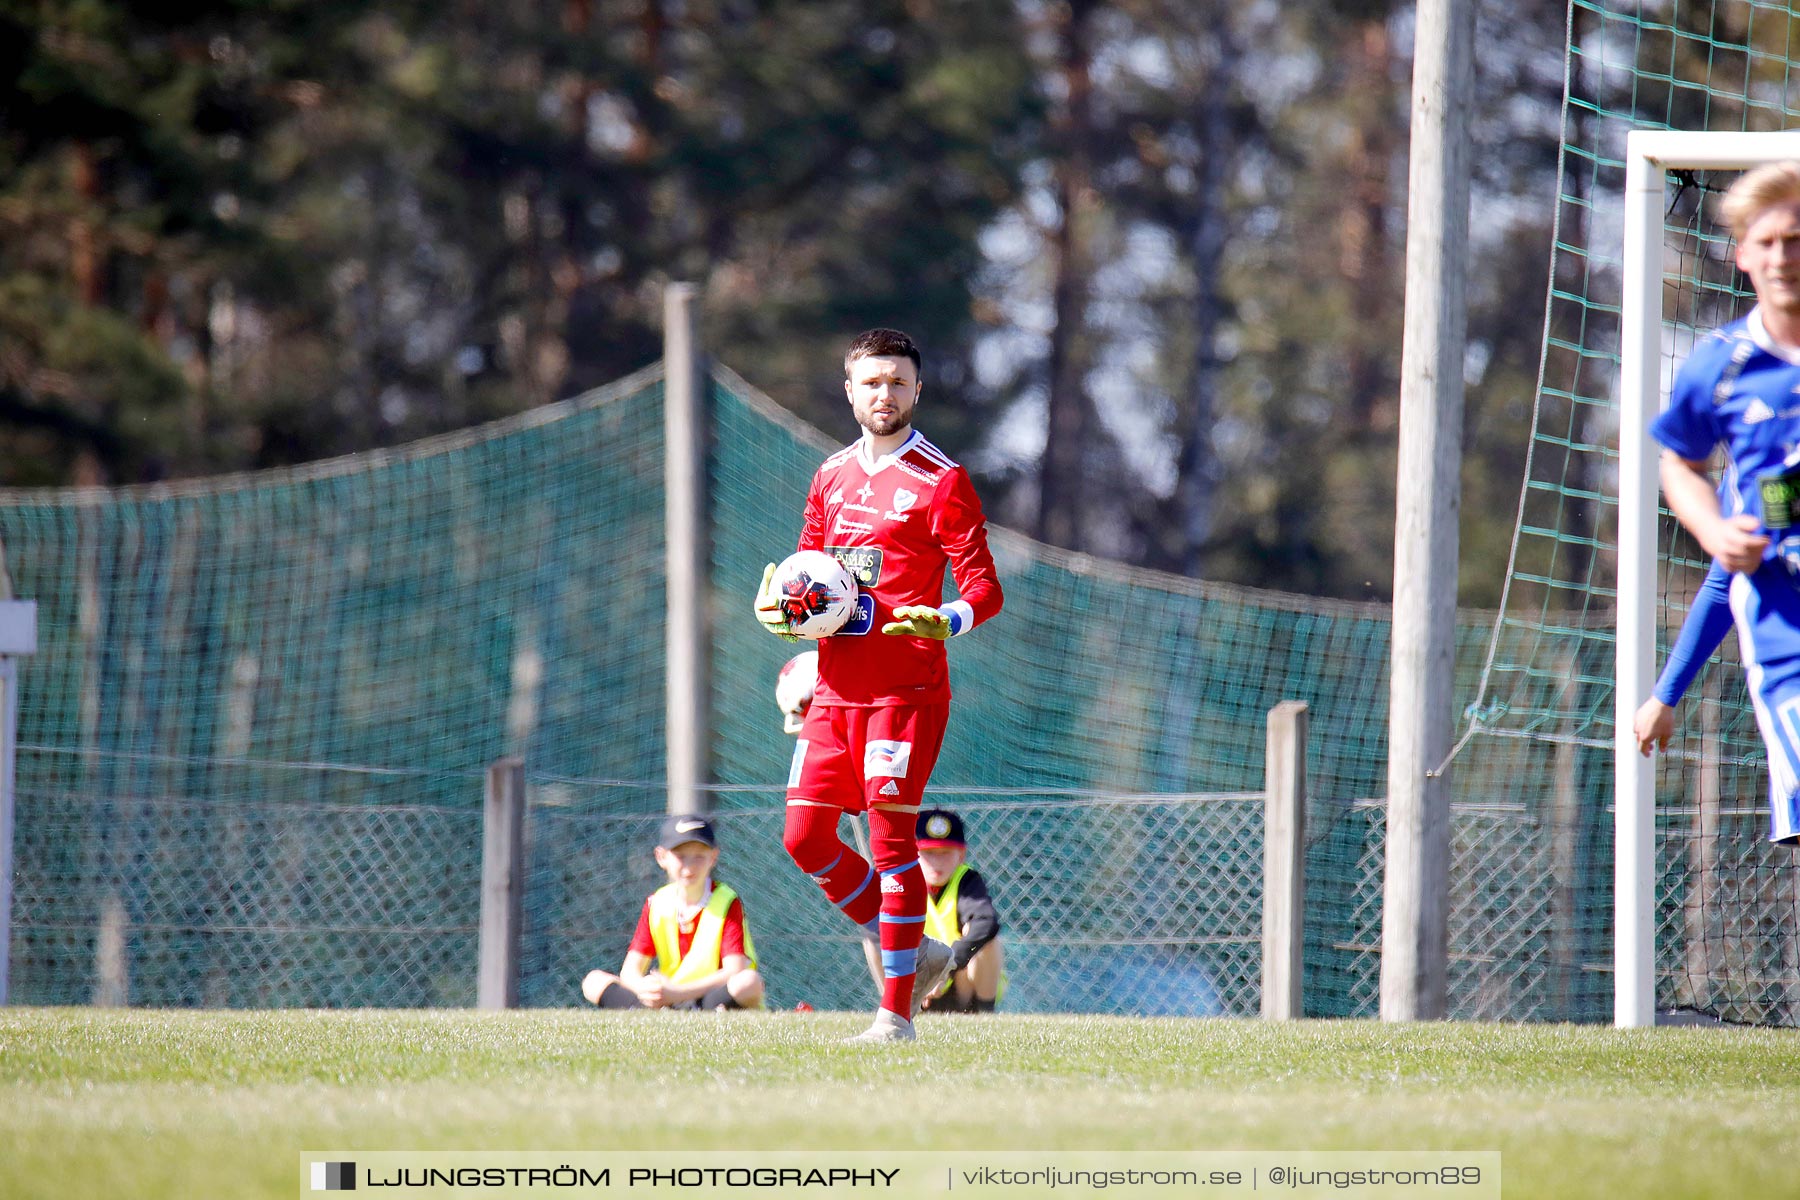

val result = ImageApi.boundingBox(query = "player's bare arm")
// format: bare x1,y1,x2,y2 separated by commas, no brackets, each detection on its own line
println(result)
1632,697,1676,756
1659,450,1768,572
645,954,751,1008
614,950,668,1006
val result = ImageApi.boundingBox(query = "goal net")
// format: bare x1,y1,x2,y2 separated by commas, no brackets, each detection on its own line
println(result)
1466,2,1800,1027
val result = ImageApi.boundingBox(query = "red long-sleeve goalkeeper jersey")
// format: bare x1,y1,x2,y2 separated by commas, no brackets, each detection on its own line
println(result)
799,429,1003,707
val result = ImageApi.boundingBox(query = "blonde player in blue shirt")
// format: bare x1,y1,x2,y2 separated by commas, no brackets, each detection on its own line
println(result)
1654,161,1800,844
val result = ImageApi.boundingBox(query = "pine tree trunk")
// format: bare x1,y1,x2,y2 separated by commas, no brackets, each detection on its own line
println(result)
1036,0,1096,551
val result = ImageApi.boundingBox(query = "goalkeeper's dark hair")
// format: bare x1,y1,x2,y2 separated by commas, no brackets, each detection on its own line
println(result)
844,328,922,376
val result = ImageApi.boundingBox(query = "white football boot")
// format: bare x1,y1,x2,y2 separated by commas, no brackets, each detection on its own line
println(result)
844,1007,916,1044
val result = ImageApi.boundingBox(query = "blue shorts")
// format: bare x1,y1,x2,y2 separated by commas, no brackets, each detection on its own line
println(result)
1743,654,1800,843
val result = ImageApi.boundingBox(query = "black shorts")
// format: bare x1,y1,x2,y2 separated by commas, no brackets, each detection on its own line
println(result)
921,988,993,1014
595,980,742,1011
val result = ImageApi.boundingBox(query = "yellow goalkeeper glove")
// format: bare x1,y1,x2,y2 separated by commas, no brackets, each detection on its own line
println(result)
881,605,952,640
754,563,800,642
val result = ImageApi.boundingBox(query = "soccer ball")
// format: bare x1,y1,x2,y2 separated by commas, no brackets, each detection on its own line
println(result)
775,650,819,734
771,550,858,639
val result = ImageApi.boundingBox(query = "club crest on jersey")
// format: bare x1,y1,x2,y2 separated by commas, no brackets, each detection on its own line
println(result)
865,740,912,778
892,489,916,512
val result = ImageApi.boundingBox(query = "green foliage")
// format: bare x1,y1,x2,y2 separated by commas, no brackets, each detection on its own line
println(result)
0,0,1560,601
0,1,1038,483
0,275,187,483
959,0,1561,600
680,2,1042,453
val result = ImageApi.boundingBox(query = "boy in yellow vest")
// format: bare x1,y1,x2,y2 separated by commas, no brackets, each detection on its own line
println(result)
580,814,765,1011
914,808,1004,1013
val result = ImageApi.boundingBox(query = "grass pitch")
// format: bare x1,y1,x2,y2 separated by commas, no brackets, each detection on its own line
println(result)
2,1007,1794,1199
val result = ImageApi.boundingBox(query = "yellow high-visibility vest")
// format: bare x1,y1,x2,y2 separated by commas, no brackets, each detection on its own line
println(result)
923,864,1006,1001
648,882,757,988
923,864,969,950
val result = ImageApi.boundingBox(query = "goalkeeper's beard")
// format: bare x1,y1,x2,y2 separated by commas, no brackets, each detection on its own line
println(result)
858,411,911,438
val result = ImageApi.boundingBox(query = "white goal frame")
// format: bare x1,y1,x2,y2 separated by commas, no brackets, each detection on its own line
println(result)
1617,129,1800,1028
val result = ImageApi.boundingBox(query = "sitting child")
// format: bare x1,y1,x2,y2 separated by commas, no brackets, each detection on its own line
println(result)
580,813,765,1011
915,807,1005,1013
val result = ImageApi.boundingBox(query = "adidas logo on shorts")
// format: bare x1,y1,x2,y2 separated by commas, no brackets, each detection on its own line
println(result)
878,781,900,796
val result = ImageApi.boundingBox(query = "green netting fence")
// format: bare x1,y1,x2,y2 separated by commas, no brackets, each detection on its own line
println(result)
1461,0,1800,1024
0,350,1597,1020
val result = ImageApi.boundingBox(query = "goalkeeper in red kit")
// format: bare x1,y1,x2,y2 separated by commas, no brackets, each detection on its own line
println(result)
753,328,1004,1043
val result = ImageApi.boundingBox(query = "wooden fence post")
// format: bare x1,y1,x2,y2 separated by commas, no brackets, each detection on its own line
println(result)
1263,700,1309,1020
478,758,525,1009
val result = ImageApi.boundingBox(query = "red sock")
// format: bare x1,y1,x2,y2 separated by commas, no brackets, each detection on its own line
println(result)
868,807,925,1019
783,804,880,929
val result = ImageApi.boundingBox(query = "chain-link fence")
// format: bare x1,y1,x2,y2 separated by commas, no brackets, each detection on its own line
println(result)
4,358,1793,1021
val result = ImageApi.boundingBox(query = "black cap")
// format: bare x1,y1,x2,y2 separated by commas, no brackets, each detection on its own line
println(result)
658,813,718,849
915,808,965,848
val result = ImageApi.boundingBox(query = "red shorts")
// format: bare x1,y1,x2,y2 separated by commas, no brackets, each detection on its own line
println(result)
786,703,949,813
